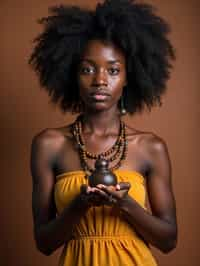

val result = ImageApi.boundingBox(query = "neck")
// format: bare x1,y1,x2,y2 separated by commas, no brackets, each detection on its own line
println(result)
81,107,121,136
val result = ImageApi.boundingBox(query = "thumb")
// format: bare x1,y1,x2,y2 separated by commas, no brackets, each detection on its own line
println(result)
118,182,131,190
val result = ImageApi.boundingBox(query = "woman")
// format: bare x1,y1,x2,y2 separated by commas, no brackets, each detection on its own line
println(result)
29,0,177,265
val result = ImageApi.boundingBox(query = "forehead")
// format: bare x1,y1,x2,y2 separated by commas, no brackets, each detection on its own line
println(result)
80,39,126,63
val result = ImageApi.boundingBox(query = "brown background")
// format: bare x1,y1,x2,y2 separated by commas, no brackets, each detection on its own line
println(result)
0,0,199,265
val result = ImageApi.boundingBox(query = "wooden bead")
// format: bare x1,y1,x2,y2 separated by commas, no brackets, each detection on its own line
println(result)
71,115,127,175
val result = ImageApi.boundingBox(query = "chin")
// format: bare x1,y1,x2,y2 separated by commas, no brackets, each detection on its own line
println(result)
86,102,109,111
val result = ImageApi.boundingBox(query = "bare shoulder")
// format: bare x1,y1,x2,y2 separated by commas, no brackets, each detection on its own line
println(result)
32,124,73,149
30,129,63,171
31,125,75,179
32,128,63,151
125,124,170,177
125,123,169,160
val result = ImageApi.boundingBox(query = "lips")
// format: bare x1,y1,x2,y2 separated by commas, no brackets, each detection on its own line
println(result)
91,94,109,100
89,90,110,101
90,90,110,96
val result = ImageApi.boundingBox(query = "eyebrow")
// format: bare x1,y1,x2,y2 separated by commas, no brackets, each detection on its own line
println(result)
80,59,122,65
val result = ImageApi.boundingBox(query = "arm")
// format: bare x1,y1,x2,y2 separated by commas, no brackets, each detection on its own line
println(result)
31,130,90,256
119,138,177,253
97,137,177,253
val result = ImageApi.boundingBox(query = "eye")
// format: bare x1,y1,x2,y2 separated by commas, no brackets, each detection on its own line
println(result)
108,68,120,75
79,66,95,74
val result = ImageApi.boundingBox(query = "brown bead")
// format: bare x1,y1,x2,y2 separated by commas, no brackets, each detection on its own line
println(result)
71,115,127,175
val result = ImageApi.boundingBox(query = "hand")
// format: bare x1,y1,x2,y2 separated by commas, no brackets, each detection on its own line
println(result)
79,184,111,207
96,182,131,206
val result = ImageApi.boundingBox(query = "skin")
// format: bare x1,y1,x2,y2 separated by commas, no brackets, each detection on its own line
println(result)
31,39,177,256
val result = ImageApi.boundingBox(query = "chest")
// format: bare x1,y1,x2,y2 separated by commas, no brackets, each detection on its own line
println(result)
54,133,151,178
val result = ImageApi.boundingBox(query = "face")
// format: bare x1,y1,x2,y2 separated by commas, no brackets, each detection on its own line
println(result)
77,39,127,112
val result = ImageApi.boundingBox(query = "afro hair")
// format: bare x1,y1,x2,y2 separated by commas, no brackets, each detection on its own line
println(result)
29,0,175,114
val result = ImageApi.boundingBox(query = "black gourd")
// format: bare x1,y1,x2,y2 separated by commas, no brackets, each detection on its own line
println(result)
88,157,117,187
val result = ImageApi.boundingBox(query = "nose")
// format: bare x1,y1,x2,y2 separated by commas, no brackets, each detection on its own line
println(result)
92,69,108,87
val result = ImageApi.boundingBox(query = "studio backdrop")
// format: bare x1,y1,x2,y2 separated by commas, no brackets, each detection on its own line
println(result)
0,0,199,265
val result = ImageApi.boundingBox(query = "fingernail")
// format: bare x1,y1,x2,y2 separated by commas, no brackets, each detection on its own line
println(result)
116,184,121,190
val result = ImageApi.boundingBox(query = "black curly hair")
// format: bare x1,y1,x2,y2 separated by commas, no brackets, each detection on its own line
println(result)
29,0,175,115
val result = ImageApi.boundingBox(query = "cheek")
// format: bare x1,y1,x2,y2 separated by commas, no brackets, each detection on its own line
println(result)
108,76,126,93
109,69,127,86
77,73,92,87
77,76,91,98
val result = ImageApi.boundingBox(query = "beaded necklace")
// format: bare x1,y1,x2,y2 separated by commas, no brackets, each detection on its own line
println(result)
71,115,128,177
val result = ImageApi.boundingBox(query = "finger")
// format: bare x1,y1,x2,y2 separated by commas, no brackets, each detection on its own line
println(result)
94,188,110,200
95,184,128,202
116,184,121,190
80,185,96,194
87,186,96,193
86,186,111,200
89,187,104,193
89,187,97,192
118,182,131,190
96,184,106,189
100,186,130,200
97,185,117,197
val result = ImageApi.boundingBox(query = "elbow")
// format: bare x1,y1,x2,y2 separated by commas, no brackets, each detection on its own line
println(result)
160,232,178,254
34,229,54,256
160,239,177,254
34,234,54,256
36,242,54,256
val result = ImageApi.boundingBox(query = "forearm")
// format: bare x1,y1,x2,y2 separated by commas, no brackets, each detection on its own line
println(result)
118,195,177,253
35,194,89,255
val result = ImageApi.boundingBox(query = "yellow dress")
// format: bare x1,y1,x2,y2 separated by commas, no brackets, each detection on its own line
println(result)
54,169,158,266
